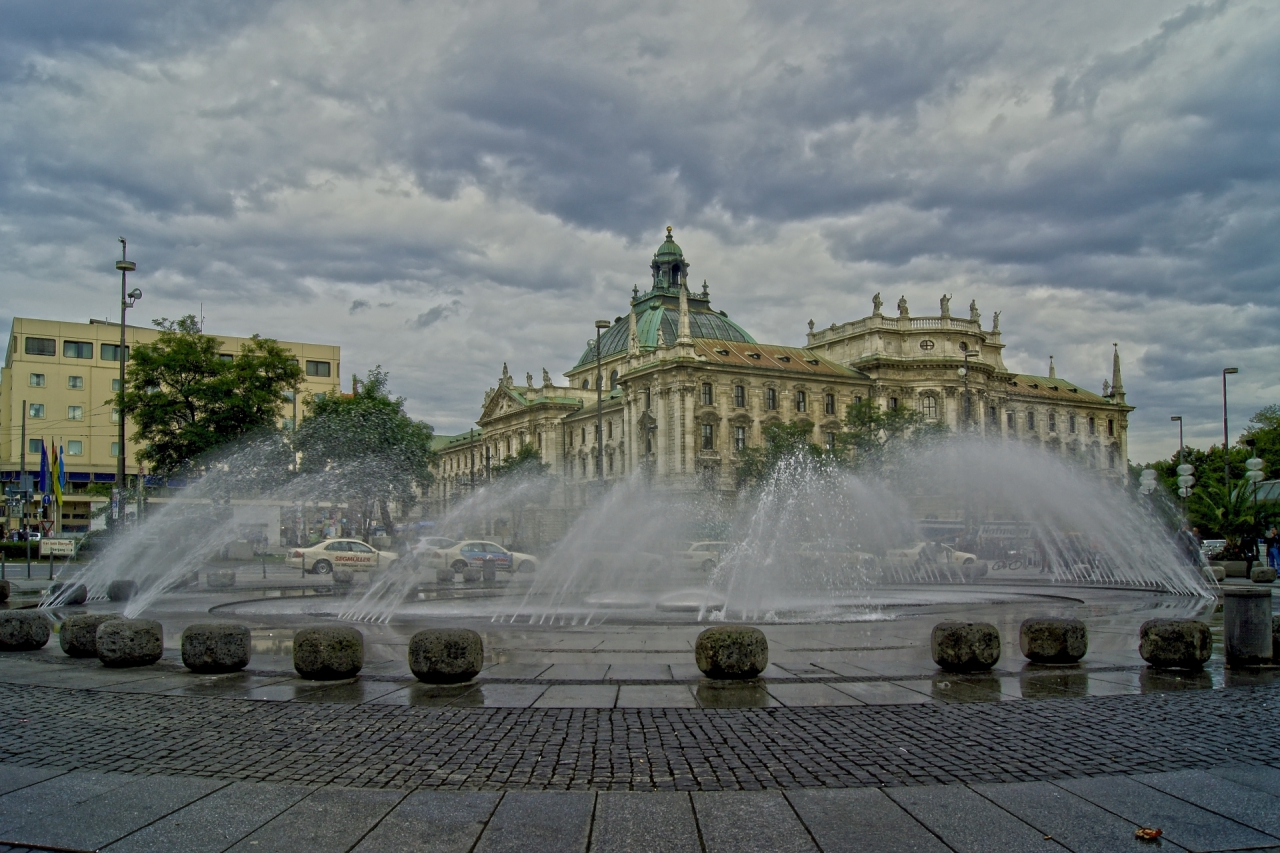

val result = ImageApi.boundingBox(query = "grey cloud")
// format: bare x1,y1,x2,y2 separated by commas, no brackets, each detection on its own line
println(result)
349,299,370,314
409,300,463,330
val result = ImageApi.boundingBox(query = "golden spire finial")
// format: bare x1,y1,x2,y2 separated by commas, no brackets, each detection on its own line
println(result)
666,225,673,236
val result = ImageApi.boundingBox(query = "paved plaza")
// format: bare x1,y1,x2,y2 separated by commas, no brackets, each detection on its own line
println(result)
0,575,1275,851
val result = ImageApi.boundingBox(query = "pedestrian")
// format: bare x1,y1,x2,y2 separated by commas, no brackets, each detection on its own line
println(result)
1266,526,1280,570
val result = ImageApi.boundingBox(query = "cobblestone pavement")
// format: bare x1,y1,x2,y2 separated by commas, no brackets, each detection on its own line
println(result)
2,678,1279,792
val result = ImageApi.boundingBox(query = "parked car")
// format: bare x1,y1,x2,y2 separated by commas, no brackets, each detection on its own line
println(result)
287,539,400,574
884,542,984,579
671,542,730,571
427,540,538,582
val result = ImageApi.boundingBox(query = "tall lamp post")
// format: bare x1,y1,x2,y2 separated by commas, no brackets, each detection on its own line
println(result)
1222,368,1238,529
114,239,141,529
594,320,610,481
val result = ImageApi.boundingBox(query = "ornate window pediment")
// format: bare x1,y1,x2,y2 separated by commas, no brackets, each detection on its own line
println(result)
695,410,721,426
728,412,754,427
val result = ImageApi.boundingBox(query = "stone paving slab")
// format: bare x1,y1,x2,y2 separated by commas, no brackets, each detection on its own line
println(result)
591,791,701,853
1137,770,1280,841
0,771,138,834
351,790,500,853
0,774,226,851
104,781,314,853
1209,764,1280,797
473,791,594,853
786,787,951,853
886,784,1064,853
1054,775,1280,852
694,791,818,853
224,787,407,852
0,765,64,798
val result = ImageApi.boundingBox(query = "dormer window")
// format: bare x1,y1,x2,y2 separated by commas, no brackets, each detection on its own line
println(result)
715,348,730,356
746,352,761,360
777,355,791,363
805,358,819,365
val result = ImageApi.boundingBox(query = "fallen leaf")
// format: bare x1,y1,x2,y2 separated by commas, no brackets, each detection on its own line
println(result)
1135,827,1163,841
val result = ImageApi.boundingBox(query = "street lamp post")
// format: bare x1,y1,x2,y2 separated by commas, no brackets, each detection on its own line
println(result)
594,320,610,481
114,239,141,529
1222,368,1238,529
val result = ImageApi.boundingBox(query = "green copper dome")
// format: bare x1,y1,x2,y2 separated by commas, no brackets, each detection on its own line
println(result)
655,226,683,259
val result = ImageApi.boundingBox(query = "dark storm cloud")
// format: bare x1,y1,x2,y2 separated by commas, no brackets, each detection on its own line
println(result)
0,0,1276,457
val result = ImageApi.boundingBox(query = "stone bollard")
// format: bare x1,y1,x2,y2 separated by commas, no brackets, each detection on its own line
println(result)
47,582,88,606
97,619,164,667
1019,617,1088,664
1251,565,1277,584
182,623,252,673
107,580,138,602
206,568,237,589
1139,619,1212,669
293,626,363,680
695,625,769,679
408,629,483,683
932,621,1001,672
60,614,122,658
1223,588,1273,666
0,612,52,651
0,580,9,603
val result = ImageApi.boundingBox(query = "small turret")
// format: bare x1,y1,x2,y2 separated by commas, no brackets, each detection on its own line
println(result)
1110,344,1125,404
1048,355,1056,379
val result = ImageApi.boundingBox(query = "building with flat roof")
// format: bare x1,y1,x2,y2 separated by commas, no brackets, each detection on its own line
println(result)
1,317,341,535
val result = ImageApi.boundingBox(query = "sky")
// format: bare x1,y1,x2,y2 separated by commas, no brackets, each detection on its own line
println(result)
1,0,1276,463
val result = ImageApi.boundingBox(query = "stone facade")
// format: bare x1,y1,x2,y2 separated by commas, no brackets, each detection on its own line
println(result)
428,229,1132,524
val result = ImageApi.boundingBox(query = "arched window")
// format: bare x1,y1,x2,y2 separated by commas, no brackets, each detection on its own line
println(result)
610,370,619,389
1026,410,1036,430
582,379,589,389
921,396,937,419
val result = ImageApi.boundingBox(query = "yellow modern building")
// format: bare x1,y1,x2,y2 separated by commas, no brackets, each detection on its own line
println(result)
1,317,341,535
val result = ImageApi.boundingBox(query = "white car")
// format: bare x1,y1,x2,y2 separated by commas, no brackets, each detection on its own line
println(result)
885,542,984,580
797,541,877,569
671,542,730,571
427,540,538,582
288,539,400,574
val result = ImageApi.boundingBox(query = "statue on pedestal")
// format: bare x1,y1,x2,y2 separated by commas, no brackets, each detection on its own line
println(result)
542,368,552,387
940,294,951,317
897,295,909,317
992,311,1001,332
969,299,980,323
872,292,883,316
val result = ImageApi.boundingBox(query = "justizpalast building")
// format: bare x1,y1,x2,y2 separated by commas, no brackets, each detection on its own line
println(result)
429,228,1131,519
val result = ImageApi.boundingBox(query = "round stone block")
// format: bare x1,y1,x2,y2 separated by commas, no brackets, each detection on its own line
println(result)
1223,588,1273,666
1139,619,1212,669
182,623,251,673
97,619,164,667
0,612,51,651
332,569,355,586
293,626,363,680
1019,617,1088,664
0,580,10,602
408,628,483,683
47,582,88,605
206,568,236,589
59,613,122,658
107,580,137,602
695,625,769,679
931,621,1001,672
1251,566,1277,584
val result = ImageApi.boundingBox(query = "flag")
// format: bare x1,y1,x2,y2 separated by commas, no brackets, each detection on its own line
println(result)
51,445,63,506
38,440,49,494
57,445,67,498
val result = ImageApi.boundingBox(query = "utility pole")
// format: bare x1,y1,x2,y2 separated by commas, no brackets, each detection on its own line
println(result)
20,401,30,575
114,239,140,530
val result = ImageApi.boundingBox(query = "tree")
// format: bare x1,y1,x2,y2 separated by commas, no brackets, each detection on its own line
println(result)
292,367,436,537
120,315,304,474
838,399,949,472
734,421,824,487
490,441,550,480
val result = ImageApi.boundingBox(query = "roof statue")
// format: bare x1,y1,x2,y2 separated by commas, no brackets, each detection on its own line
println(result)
808,319,815,332
542,367,552,387
872,292,883,316
656,325,666,347
940,293,951,317
701,280,709,298
1103,379,1111,396
526,372,534,388
969,299,980,323
1049,356,1056,379
897,295,909,317
992,311,1000,331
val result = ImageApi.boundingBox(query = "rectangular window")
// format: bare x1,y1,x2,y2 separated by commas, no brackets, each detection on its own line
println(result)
701,423,714,450
63,341,93,359
825,432,836,449
734,426,746,452
824,393,835,415
1108,448,1116,469
28,439,41,454
1027,410,1036,430
67,406,83,421
1048,413,1056,433
110,442,121,457
854,396,863,406
1006,411,1015,430
305,360,331,377
582,427,587,444
607,420,613,440
645,434,652,454
645,388,652,410
734,385,745,408
282,389,295,402
989,406,998,425
796,391,807,413
25,337,55,356
28,373,45,387
1107,419,1115,437
701,383,713,406
101,343,130,362
66,440,83,456
111,407,120,423
889,397,898,410
766,388,777,410
921,397,937,419
28,403,45,419
67,375,83,389
1069,415,1077,434
218,353,235,362
111,378,122,392
281,417,295,432
1088,417,1096,435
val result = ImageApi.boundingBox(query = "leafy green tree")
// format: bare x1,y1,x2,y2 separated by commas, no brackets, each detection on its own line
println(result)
838,399,949,472
293,367,436,537
490,441,551,480
734,421,824,487
120,315,304,474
